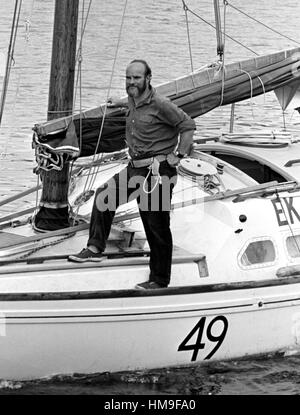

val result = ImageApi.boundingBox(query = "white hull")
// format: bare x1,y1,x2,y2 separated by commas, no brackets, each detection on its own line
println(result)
1,0,300,383
0,273,300,380
2,148,300,379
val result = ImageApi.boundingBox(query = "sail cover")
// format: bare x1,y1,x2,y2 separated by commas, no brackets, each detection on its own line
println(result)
33,47,300,159
170,52,300,117
33,113,127,162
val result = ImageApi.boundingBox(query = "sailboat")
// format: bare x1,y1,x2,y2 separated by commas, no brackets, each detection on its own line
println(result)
0,0,300,381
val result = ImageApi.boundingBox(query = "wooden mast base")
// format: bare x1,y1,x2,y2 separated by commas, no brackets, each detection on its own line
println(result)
34,164,70,231
33,0,79,231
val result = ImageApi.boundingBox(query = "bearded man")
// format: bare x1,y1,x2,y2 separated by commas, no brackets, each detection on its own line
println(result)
69,59,196,289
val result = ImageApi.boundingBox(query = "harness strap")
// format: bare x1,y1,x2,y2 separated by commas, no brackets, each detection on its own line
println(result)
130,154,168,194
130,154,167,168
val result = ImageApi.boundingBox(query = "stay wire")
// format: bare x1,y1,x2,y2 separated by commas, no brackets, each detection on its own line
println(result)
71,0,128,221
69,0,93,221
73,0,93,114
4,0,35,159
84,0,129,193
181,1,258,56
226,1,300,46
182,0,194,72
73,0,93,153
218,1,227,107
0,0,23,127
219,2,268,120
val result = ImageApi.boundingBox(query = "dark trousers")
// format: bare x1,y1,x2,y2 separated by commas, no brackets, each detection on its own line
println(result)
88,160,177,287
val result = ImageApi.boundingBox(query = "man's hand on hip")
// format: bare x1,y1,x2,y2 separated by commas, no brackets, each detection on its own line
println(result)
167,152,181,167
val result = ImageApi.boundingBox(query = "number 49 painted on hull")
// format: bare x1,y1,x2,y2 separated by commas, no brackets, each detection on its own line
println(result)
178,316,228,361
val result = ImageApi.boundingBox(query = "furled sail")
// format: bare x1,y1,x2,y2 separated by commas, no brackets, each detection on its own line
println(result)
33,47,300,164
167,48,300,117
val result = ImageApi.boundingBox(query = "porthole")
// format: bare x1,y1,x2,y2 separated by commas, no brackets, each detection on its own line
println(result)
286,235,300,258
239,238,276,269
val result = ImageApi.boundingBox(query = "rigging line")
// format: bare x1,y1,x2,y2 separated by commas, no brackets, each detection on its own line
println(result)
182,0,194,73
226,1,300,46
73,0,93,111
72,1,84,117
69,3,92,152
239,69,255,119
0,0,22,122
71,0,93,162
222,0,227,60
24,0,35,43
0,0,23,127
85,0,129,193
256,74,267,108
77,1,91,146
10,0,34,115
31,172,40,229
69,0,86,220
71,0,129,221
182,3,258,56
5,4,21,76
218,1,227,107
76,0,93,63
240,70,267,119
26,0,35,40
4,0,35,162
71,0,92,221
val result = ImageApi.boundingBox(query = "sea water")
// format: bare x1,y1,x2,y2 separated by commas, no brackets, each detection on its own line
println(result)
0,0,300,395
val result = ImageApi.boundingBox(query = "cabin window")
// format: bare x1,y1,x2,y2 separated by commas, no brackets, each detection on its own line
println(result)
286,235,300,258
240,239,276,267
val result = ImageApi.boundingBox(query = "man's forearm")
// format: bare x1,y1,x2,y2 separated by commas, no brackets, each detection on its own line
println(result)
177,130,195,156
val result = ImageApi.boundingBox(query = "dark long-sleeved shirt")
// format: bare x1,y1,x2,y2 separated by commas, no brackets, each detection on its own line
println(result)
126,87,196,160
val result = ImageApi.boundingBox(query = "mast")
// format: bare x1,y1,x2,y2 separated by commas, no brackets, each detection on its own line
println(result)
34,0,79,231
213,0,224,62
213,0,235,131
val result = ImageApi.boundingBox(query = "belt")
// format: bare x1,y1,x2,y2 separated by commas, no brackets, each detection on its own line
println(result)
130,154,167,168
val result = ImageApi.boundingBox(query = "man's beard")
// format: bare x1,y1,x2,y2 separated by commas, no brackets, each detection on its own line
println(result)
126,79,147,97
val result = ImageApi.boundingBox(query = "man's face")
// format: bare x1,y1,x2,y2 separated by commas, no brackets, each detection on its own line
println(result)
126,62,150,98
